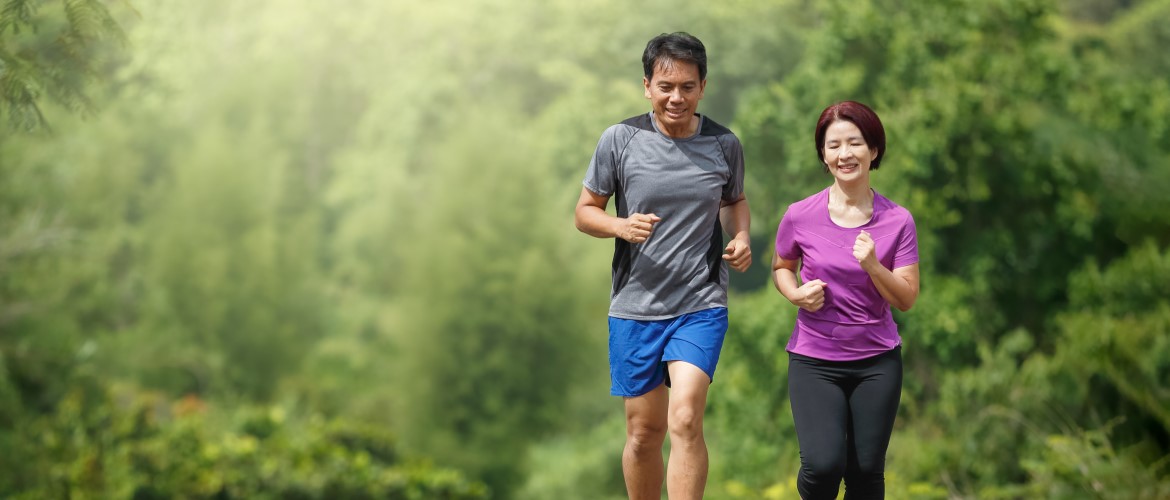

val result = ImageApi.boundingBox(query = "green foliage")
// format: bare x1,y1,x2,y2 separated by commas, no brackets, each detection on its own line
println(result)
1022,424,1170,499
1055,242,1170,441
516,413,628,500
0,0,129,130
705,290,798,496
882,242,1170,498
0,386,488,499
385,100,607,495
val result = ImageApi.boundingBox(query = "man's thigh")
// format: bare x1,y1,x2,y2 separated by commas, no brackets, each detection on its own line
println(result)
624,383,669,433
666,361,711,421
662,307,729,385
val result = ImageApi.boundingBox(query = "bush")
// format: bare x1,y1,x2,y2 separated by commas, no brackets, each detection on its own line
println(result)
0,385,488,499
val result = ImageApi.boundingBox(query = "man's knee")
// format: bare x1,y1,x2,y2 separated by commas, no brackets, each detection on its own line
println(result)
626,419,666,456
667,404,703,442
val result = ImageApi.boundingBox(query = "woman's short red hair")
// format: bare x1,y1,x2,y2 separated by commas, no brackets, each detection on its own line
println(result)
815,101,886,170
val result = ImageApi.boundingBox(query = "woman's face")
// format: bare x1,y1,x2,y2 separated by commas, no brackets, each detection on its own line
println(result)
822,119,878,183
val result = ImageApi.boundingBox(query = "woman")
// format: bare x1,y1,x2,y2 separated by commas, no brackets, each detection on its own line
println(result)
772,100,920,499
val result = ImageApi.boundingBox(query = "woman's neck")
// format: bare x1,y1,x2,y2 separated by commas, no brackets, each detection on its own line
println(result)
830,181,873,207
827,181,874,228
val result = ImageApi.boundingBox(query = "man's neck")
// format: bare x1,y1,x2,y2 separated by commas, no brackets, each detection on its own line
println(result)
655,114,699,139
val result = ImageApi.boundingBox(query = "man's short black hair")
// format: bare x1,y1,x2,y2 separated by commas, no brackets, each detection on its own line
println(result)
642,32,707,81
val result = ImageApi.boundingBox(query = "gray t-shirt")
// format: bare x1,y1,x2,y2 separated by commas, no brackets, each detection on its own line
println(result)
583,112,745,320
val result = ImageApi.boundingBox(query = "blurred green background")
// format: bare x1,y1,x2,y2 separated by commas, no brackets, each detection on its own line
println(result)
2,0,1169,498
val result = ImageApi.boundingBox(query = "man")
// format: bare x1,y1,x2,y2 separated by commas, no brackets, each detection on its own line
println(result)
574,32,751,500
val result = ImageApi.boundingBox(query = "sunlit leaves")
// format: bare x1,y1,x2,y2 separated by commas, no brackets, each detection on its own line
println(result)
0,0,127,130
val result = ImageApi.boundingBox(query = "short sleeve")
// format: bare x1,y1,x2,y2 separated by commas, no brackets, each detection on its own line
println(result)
719,134,745,201
893,211,919,269
582,125,624,197
775,208,801,261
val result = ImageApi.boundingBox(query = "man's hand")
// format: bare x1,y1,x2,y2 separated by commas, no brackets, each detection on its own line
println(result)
791,279,828,312
618,213,661,243
723,239,752,272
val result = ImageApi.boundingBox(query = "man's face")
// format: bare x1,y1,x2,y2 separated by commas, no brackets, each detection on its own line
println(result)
643,59,705,137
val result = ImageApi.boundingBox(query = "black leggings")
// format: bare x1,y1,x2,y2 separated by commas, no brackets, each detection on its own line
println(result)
788,347,902,500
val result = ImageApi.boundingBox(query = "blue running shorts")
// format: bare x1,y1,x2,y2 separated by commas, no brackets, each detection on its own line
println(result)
608,307,729,397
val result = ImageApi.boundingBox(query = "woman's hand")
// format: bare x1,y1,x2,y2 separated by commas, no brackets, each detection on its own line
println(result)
791,279,828,312
853,230,878,271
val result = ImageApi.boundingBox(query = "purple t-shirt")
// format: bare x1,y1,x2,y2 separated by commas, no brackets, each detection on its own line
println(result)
775,188,919,361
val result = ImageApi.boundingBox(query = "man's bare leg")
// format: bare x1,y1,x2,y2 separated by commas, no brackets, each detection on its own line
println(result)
666,361,711,500
623,383,669,500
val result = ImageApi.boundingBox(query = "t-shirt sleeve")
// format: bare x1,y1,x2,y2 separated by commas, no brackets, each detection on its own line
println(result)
583,125,623,196
720,134,745,201
775,208,801,261
894,211,920,269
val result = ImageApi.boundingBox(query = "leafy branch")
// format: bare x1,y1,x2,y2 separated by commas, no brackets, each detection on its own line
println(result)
0,0,129,131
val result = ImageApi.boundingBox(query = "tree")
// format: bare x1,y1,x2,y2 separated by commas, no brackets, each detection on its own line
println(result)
0,0,131,131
